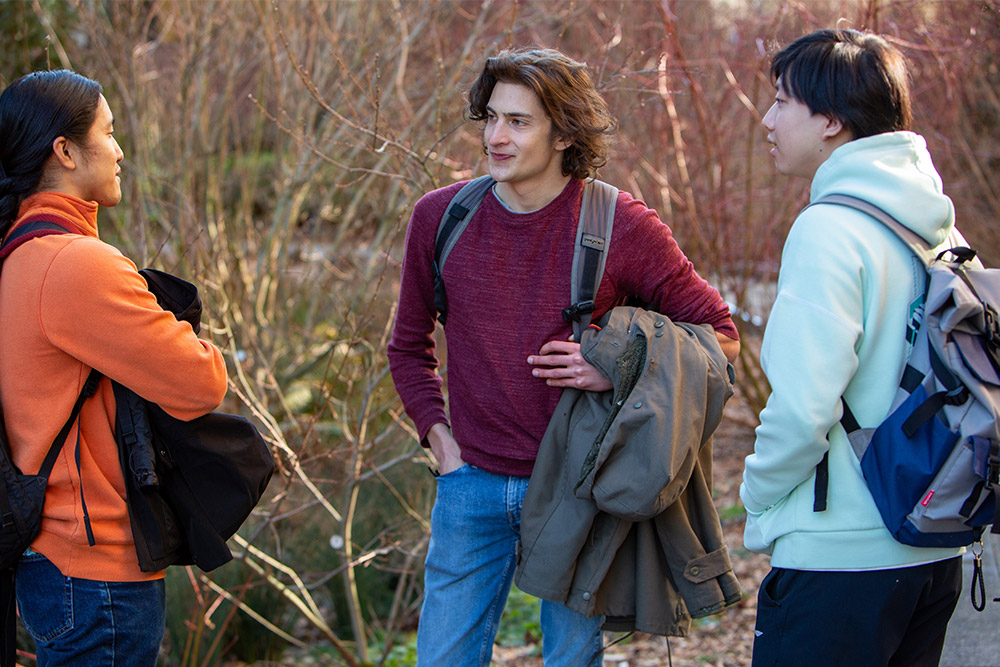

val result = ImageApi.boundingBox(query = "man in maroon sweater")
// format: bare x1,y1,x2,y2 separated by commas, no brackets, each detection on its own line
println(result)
388,47,739,666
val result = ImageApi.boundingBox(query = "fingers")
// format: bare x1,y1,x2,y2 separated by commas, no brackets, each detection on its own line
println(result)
536,339,578,355
528,340,581,367
527,339,612,391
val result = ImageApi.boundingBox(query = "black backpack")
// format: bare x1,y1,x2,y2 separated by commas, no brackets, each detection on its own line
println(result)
114,269,274,573
432,176,619,339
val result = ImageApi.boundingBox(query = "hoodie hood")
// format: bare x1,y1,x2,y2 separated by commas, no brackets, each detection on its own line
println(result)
811,131,954,247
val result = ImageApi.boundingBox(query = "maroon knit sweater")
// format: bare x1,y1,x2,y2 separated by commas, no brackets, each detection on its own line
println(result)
388,178,737,477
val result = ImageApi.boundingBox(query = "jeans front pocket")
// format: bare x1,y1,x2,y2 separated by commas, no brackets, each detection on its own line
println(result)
435,462,472,480
16,554,74,643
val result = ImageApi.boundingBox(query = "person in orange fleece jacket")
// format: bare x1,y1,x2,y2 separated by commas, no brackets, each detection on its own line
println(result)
0,70,227,665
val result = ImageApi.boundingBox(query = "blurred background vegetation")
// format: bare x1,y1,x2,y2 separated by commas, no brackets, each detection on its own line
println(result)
1,0,998,664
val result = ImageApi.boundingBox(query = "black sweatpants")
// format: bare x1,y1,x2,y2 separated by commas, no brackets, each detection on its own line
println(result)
751,557,962,667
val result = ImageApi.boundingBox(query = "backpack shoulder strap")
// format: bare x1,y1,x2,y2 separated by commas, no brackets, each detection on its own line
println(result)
0,219,100,537
809,194,939,268
431,176,618,336
0,218,74,261
432,176,496,324
564,179,618,339
35,369,103,480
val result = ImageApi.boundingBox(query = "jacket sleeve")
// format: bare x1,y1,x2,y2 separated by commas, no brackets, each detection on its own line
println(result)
740,210,865,515
38,237,227,420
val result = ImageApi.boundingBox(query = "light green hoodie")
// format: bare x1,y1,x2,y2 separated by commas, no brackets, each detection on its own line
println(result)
740,132,965,569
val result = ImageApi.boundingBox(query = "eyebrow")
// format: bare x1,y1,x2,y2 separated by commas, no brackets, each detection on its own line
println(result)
485,104,533,120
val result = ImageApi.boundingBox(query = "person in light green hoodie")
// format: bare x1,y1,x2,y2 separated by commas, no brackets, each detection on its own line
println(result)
741,29,966,666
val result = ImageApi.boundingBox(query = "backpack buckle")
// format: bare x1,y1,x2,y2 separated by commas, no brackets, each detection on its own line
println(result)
985,306,999,347
562,300,594,323
988,451,1000,486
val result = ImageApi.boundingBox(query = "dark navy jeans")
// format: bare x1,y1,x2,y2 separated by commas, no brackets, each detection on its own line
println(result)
752,556,962,667
16,550,165,666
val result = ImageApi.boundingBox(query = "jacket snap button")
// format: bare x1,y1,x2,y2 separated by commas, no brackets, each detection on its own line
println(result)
654,320,665,328
690,566,701,576
582,591,591,601
633,401,643,409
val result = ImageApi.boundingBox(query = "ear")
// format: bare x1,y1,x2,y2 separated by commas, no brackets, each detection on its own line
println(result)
50,136,79,171
553,135,572,152
821,115,846,141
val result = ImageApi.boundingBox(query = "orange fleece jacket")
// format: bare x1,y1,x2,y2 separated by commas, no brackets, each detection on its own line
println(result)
0,192,228,582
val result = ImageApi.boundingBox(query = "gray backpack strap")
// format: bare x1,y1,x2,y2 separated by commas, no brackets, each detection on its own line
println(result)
809,194,940,267
432,175,496,324
563,179,618,340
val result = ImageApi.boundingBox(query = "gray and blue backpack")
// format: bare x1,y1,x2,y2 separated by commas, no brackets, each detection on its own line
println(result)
810,195,1000,560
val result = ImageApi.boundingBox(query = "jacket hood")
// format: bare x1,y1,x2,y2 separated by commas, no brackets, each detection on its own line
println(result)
811,131,954,247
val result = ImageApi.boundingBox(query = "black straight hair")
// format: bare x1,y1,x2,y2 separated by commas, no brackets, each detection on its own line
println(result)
0,70,103,235
771,29,912,140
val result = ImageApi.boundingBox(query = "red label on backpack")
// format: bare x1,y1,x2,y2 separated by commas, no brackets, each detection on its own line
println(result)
921,490,935,507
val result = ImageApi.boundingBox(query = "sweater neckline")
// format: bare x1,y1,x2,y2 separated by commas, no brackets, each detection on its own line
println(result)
13,191,100,239
484,178,583,224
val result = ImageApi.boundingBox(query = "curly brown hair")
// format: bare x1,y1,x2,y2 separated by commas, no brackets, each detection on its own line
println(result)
467,48,617,181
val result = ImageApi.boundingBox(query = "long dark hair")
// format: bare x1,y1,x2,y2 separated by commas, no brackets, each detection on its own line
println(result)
0,70,103,235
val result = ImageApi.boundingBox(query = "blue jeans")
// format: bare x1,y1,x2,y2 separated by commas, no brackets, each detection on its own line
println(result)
16,551,165,666
417,464,604,666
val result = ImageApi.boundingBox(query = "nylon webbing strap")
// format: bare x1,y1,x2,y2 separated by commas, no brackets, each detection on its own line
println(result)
0,219,72,260
809,194,938,268
566,179,618,340
432,176,495,324
839,397,861,434
814,451,829,512
37,369,102,480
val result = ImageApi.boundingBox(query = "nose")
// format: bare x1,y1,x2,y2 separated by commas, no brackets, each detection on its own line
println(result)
486,120,507,147
114,137,124,162
761,103,776,131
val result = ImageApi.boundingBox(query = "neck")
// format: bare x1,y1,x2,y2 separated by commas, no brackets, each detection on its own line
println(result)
494,172,572,213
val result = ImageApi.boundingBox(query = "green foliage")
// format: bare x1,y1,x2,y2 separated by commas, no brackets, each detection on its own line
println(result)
718,502,748,523
496,587,543,649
